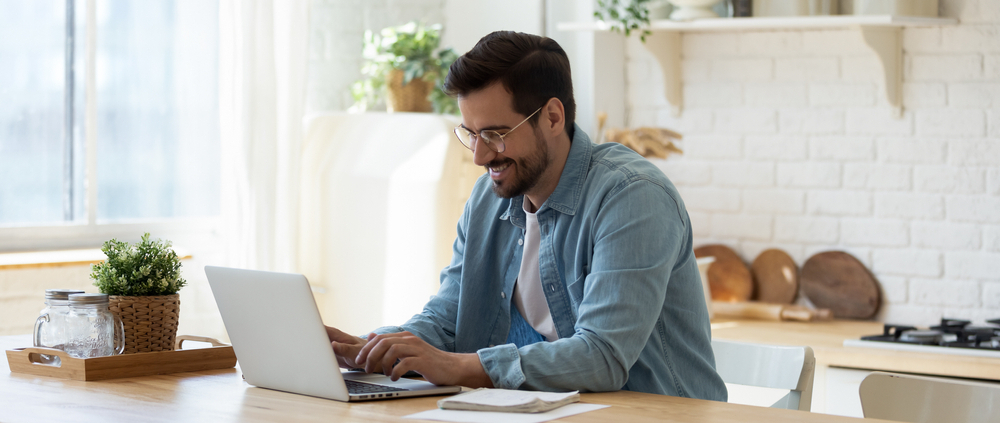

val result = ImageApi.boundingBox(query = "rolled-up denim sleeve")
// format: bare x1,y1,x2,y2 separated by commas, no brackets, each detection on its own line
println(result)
484,178,683,392
476,343,525,389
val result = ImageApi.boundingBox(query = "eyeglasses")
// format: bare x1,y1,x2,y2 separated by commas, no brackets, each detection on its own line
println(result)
453,107,542,154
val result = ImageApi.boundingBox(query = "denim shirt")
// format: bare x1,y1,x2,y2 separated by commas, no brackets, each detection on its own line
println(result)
373,124,727,401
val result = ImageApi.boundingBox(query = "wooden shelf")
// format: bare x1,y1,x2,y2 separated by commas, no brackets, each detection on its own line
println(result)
558,15,957,32
557,15,959,117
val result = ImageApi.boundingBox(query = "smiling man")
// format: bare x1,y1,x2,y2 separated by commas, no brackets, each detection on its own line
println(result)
326,31,727,400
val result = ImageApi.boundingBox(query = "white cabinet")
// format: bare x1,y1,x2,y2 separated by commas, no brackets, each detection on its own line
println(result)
814,366,870,417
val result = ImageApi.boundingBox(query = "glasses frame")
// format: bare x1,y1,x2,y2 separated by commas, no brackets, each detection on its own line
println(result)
453,107,543,153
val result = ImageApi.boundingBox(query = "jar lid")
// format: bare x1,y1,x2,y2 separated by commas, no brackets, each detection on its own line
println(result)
68,293,110,305
45,289,87,300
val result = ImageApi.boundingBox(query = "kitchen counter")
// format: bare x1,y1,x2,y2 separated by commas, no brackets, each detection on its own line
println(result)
711,318,1000,381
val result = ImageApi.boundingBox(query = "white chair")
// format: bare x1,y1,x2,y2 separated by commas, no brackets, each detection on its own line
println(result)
712,339,816,411
859,371,1000,423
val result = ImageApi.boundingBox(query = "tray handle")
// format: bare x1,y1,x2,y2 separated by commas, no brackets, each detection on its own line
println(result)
175,335,229,350
13,347,71,368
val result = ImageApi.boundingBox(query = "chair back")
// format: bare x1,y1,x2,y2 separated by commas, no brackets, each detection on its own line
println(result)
859,371,1000,423
712,339,815,411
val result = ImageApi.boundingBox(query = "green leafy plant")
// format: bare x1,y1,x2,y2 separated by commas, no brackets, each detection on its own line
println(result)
351,22,459,115
594,0,653,42
91,233,186,296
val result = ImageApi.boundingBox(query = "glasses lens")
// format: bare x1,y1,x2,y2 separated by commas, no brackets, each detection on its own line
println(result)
454,127,474,150
481,131,504,153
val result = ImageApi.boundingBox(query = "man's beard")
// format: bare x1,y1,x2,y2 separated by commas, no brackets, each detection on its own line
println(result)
487,127,550,199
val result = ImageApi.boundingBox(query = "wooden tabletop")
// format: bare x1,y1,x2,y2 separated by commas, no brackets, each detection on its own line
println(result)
710,318,1000,381
1,334,888,423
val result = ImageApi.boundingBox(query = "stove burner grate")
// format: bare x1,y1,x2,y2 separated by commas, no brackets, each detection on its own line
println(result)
860,318,1000,351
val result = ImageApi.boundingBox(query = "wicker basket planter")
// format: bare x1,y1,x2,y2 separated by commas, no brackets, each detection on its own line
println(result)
386,69,433,113
109,294,180,354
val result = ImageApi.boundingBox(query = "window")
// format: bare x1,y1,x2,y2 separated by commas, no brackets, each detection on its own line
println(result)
0,0,220,232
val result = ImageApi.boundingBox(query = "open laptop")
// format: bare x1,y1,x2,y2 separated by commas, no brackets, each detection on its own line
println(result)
204,266,463,401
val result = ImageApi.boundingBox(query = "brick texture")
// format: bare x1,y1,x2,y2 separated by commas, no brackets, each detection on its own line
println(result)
875,193,944,219
914,165,986,194
912,221,982,250
841,218,909,246
911,279,979,307
807,190,872,216
873,249,942,277
746,136,808,160
614,0,998,322
945,252,1000,279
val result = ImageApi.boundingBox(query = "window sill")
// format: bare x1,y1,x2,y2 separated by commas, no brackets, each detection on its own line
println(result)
0,247,193,271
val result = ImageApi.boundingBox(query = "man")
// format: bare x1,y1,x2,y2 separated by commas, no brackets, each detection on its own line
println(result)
326,31,727,400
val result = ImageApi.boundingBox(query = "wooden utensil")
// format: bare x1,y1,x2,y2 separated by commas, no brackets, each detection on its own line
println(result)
800,251,881,319
711,301,831,322
694,244,752,302
751,249,799,304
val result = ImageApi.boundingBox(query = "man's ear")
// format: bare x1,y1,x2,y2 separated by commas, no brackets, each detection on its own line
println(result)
541,97,565,138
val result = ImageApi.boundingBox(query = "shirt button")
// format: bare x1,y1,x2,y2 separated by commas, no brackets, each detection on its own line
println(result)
501,292,506,299
517,238,523,246
549,285,556,292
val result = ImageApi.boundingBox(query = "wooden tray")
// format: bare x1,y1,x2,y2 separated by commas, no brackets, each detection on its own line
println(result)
6,335,237,381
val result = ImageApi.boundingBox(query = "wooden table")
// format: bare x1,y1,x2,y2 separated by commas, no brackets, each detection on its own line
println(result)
1,334,887,423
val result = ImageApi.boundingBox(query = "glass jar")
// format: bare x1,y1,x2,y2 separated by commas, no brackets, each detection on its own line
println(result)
33,289,86,364
65,293,125,358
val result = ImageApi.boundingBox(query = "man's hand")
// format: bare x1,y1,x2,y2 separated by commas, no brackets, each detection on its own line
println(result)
325,325,383,372
356,331,494,388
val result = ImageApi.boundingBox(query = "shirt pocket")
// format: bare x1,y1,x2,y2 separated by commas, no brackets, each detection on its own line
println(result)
566,265,589,306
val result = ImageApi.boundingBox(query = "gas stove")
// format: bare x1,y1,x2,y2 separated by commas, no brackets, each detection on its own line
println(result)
842,318,1000,359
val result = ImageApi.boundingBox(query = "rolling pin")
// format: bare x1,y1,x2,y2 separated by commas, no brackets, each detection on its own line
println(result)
712,301,831,322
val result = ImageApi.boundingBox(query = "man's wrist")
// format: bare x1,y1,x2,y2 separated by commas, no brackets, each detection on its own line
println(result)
460,352,494,388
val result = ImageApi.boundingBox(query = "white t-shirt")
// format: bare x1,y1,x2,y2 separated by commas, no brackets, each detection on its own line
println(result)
513,204,558,342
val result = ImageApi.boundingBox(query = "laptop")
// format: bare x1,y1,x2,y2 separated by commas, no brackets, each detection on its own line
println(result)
204,266,463,401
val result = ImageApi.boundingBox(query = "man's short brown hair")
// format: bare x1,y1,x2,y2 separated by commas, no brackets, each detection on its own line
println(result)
444,31,576,137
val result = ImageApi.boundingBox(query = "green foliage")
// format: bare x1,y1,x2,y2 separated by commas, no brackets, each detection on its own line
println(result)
351,22,459,115
594,0,652,42
91,233,186,296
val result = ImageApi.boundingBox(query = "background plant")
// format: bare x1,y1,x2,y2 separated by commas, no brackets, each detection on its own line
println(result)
594,0,652,42
351,22,459,114
91,233,186,296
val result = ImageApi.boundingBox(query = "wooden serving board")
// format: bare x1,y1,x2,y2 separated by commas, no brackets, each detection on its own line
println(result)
751,249,799,304
800,251,881,319
6,335,237,381
694,244,753,302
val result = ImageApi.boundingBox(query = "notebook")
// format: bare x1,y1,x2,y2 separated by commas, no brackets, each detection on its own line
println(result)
204,266,463,401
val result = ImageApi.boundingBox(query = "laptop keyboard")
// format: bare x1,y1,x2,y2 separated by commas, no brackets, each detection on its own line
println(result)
345,379,410,394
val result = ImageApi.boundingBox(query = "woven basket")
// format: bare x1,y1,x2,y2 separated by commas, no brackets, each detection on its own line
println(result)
386,69,433,113
108,294,180,354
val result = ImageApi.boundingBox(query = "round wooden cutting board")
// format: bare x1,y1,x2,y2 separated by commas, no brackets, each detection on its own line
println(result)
800,251,881,319
694,244,752,302
751,249,799,304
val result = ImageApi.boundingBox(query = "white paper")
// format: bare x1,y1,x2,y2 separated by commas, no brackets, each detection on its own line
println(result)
441,388,578,407
404,404,609,423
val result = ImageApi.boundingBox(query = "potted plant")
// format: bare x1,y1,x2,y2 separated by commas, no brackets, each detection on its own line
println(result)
594,0,654,41
90,233,186,354
351,22,458,114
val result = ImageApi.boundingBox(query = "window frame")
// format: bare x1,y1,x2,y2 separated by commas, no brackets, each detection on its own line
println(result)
0,0,221,253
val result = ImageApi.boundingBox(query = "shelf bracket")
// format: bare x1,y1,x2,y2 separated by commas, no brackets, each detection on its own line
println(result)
859,26,903,117
642,31,683,117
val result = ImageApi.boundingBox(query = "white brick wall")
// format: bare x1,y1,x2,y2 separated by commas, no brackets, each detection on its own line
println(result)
625,0,1000,324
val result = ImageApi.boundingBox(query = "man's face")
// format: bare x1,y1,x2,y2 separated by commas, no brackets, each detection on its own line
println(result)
458,83,550,199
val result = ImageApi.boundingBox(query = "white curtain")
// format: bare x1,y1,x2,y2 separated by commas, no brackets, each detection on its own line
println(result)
218,0,310,272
